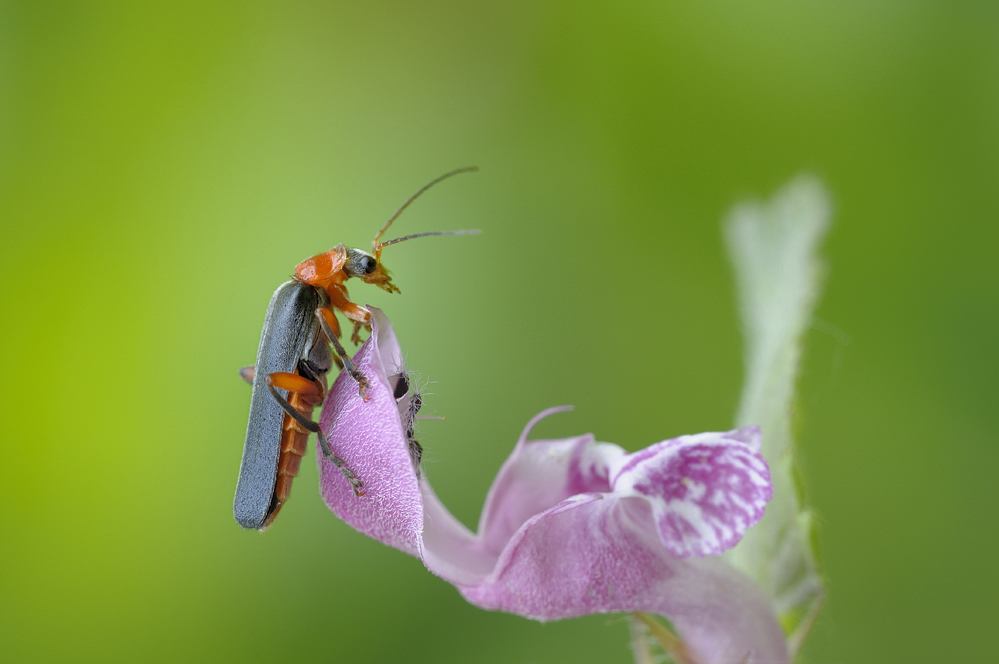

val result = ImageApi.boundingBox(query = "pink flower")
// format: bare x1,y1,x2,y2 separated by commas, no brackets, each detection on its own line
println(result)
318,308,787,664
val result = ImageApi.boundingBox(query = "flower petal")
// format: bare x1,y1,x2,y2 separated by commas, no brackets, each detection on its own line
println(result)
458,492,787,664
612,427,772,557
474,407,607,558
317,307,424,556
318,311,786,664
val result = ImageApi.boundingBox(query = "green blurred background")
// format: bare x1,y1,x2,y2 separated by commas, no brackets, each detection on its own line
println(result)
1,2,996,662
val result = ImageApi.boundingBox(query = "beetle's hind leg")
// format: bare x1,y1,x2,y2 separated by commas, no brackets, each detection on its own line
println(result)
266,374,365,496
314,307,370,400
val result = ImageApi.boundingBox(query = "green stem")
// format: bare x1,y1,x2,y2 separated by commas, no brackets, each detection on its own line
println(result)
628,615,655,664
630,613,698,664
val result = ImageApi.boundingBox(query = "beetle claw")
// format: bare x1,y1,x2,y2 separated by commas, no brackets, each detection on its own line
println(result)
350,321,371,345
322,450,365,496
356,373,371,401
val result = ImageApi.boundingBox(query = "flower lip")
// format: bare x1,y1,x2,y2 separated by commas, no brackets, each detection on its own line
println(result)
317,309,786,664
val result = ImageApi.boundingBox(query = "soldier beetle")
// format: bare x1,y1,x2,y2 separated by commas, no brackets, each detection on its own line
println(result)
234,168,477,530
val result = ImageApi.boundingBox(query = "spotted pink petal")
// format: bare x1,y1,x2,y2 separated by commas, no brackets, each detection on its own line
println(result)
612,428,772,557
319,309,786,664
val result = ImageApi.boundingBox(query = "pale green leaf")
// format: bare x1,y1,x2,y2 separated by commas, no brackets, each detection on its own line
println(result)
722,176,829,657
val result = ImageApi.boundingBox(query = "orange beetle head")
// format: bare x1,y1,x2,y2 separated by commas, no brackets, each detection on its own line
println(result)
344,247,400,294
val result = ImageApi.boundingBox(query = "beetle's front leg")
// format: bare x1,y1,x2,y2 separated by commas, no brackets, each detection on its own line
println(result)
315,307,370,400
350,321,372,346
328,283,372,345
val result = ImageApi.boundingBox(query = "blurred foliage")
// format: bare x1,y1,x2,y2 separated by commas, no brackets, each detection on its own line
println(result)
1,1,996,662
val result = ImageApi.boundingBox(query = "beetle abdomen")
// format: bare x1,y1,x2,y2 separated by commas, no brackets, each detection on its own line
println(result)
261,390,317,529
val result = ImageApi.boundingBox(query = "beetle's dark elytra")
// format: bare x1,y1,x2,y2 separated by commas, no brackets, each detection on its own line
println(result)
234,281,327,530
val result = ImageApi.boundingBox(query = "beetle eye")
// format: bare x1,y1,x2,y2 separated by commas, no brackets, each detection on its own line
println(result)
360,256,377,274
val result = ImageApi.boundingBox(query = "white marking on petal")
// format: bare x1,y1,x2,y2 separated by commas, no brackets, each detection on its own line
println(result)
614,430,773,557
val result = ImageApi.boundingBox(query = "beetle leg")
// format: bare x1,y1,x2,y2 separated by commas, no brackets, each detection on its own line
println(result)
268,372,324,405
327,283,372,344
350,321,372,346
295,362,329,404
266,379,365,496
315,307,370,400
320,303,343,339
239,366,255,384
311,309,345,370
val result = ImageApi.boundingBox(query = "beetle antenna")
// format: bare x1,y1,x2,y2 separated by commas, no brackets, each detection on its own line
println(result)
378,229,480,250
373,166,479,258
